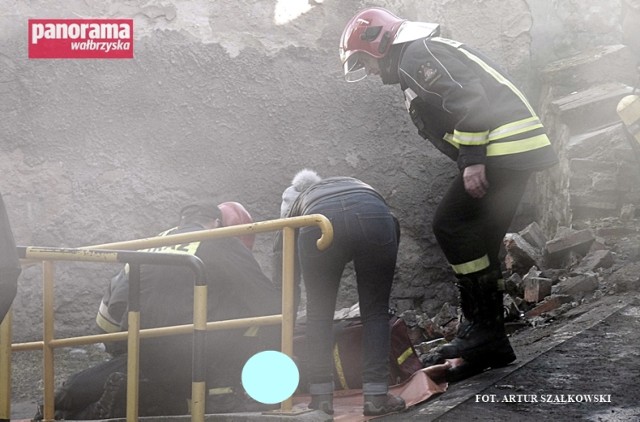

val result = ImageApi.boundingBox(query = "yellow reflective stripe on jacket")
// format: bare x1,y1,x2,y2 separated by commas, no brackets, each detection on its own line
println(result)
333,343,349,389
96,312,120,333
451,255,490,275
450,117,543,146
444,131,550,157
454,46,537,117
452,129,489,146
140,241,201,255
397,346,415,366
487,134,551,156
488,117,544,141
96,300,122,333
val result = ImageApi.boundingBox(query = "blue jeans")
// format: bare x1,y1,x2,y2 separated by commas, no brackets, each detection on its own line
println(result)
297,192,399,394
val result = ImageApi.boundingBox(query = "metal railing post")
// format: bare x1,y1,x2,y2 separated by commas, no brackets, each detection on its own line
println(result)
6,215,333,419
280,227,296,412
42,261,55,422
191,266,207,422
126,263,141,422
0,309,12,422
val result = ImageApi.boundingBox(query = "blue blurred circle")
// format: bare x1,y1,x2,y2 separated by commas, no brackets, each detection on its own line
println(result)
241,350,300,404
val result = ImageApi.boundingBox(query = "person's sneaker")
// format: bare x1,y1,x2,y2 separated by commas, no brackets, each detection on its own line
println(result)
363,393,406,416
308,393,334,415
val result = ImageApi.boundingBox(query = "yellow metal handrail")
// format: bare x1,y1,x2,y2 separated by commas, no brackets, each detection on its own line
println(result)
0,214,333,422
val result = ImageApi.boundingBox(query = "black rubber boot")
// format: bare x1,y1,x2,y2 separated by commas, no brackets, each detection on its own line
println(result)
458,275,515,366
422,272,516,371
421,277,478,366
437,276,480,359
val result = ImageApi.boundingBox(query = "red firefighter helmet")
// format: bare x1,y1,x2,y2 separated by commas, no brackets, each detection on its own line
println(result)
217,202,256,251
339,7,440,82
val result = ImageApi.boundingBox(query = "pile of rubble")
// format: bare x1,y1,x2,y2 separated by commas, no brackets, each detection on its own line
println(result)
401,209,640,359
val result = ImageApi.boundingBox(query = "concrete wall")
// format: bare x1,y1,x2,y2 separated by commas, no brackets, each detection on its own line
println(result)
0,0,627,340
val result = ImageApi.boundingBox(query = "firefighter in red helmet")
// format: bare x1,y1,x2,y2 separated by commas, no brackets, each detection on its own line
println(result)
340,8,558,382
340,7,440,83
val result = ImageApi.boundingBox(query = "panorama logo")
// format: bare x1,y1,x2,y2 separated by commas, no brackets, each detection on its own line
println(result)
28,19,134,59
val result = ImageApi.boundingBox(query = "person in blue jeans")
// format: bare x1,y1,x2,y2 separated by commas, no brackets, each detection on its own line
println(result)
278,169,406,417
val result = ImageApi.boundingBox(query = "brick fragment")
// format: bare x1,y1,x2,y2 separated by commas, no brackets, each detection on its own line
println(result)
519,221,548,250
555,273,599,299
504,233,544,274
608,262,640,292
572,249,614,273
524,295,573,318
524,277,553,303
546,228,595,257
504,273,524,298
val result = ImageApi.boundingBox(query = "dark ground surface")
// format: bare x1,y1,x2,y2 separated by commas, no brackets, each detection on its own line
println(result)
380,293,640,422
10,293,640,421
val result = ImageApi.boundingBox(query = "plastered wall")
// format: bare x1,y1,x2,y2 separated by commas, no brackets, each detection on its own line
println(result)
0,0,625,339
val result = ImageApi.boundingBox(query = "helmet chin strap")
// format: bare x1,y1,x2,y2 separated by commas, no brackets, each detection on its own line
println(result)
378,45,402,85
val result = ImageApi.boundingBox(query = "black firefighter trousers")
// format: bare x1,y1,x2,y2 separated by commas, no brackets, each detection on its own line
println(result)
432,167,532,278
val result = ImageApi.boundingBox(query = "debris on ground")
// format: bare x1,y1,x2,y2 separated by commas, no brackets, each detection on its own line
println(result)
397,214,640,365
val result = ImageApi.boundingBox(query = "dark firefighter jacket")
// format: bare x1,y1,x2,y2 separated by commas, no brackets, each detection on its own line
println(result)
398,36,559,171
97,223,280,333
96,223,281,391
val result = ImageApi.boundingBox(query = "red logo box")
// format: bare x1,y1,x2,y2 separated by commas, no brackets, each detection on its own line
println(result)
28,19,134,59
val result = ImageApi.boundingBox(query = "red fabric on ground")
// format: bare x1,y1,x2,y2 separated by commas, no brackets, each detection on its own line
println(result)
292,364,448,421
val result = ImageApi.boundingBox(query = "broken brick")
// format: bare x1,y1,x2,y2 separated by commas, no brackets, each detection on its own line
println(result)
546,228,595,257
524,295,573,318
519,221,548,250
524,277,553,303
504,273,524,298
555,273,599,299
572,249,614,273
606,262,640,293
504,233,544,274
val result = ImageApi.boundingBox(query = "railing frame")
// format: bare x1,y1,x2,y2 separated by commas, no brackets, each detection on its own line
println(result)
0,215,333,422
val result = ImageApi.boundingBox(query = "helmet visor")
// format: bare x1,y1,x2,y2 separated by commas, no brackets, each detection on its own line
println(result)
343,53,368,83
393,21,440,45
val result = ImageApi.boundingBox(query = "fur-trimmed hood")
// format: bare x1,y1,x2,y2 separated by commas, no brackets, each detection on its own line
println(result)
280,169,322,217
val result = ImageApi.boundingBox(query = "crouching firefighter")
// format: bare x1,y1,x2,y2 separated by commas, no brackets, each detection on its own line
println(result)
45,201,280,420
338,7,559,381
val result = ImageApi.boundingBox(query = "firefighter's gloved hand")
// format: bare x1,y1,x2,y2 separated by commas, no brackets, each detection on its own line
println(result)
420,349,446,367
